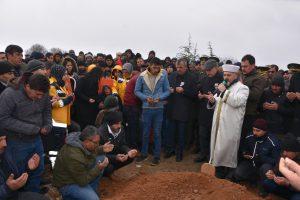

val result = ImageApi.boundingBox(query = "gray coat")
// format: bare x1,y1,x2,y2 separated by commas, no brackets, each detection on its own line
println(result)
0,86,52,139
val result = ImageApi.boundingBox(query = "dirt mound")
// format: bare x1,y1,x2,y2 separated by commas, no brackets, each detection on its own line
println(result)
103,172,262,200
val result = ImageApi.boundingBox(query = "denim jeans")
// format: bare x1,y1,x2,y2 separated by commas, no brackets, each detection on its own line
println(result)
6,137,44,193
59,155,105,200
165,119,186,154
141,108,163,159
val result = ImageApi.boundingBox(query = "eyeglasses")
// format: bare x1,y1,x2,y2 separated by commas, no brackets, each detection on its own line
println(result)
88,139,99,145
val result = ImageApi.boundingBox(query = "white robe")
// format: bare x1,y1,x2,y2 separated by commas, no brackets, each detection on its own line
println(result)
208,81,249,168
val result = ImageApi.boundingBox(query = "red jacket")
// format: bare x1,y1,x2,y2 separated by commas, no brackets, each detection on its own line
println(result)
124,74,140,106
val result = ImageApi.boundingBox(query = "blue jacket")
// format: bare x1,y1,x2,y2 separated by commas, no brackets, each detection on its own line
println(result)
134,69,170,109
0,151,21,199
242,133,281,167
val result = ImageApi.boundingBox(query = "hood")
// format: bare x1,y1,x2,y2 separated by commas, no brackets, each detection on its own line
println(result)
112,65,122,72
122,63,133,74
65,132,91,155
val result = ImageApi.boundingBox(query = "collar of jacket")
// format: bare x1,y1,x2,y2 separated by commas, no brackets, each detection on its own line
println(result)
175,71,188,79
140,68,163,92
244,69,258,77
107,124,121,139
254,133,268,143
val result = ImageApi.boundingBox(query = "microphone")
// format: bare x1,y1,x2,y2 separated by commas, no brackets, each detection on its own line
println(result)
214,80,228,96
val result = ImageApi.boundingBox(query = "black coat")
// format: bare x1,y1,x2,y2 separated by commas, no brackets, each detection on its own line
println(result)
288,73,300,136
166,71,198,122
98,124,130,162
0,82,6,96
75,76,100,129
257,89,293,134
198,72,223,126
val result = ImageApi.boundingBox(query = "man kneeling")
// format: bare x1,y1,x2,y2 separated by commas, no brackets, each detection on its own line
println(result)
230,119,281,191
262,133,300,199
0,136,48,200
99,111,138,176
53,126,109,200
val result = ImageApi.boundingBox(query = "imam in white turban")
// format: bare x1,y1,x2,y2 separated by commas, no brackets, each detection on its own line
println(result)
222,64,240,73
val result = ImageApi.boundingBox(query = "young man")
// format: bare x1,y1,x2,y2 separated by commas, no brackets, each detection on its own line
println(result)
0,136,48,200
241,55,267,139
53,126,109,200
257,75,293,135
135,57,170,165
0,61,15,95
0,74,52,192
5,45,25,77
123,69,141,149
208,64,249,178
230,119,281,185
99,112,138,176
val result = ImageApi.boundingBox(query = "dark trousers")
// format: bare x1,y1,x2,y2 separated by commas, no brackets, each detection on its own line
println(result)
104,157,134,176
165,119,187,155
198,124,211,157
42,127,66,152
123,105,141,149
233,160,273,182
240,115,256,158
185,111,198,150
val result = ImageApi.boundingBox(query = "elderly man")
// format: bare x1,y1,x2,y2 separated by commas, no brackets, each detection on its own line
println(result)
207,64,249,178
165,58,198,162
53,126,110,200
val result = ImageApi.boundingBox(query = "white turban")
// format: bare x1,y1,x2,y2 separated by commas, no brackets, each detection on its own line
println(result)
222,64,240,73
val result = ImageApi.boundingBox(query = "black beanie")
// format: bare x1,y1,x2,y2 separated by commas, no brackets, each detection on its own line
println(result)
105,111,123,126
105,54,113,61
0,61,14,75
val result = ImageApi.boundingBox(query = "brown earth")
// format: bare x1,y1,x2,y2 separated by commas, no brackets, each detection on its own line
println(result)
100,152,282,200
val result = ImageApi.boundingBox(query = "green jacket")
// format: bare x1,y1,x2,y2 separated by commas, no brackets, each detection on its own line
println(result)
53,132,104,188
242,70,267,115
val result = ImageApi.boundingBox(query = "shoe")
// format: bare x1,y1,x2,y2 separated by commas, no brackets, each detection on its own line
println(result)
215,167,227,179
164,151,175,159
176,152,183,162
136,155,148,163
151,157,160,166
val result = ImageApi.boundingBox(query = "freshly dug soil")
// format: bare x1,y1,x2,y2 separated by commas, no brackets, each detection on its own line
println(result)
102,172,262,200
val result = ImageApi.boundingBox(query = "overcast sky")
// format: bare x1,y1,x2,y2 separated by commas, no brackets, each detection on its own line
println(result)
1,0,299,68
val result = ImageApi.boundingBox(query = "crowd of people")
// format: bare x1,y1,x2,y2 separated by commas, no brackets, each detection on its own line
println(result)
0,44,300,200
